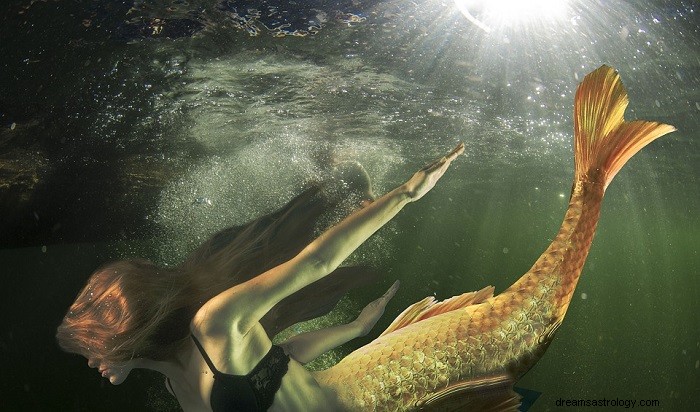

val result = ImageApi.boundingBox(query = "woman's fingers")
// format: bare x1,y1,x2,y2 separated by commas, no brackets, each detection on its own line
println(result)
355,281,400,335
381,280,400,301
406,142,464,201
447,142,465,159
435,142,465,171
428,142,464,178
420,142,465,172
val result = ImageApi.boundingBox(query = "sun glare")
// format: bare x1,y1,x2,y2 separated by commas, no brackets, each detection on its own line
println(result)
455,0,570,32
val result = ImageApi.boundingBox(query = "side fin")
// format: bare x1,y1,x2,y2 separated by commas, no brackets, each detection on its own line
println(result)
415,374,521,412
574,65,676,190
379,285,494,337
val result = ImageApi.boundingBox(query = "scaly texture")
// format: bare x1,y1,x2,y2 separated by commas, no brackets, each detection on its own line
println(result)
314,66,675,411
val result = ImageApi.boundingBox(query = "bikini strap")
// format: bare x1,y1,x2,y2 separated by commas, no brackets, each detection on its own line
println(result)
191,334,223,378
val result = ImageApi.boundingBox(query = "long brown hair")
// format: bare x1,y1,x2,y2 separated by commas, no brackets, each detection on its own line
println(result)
56,259,197,363
57,186,377,364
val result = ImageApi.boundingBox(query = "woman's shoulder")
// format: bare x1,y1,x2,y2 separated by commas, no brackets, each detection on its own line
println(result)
190,297,234,338
190,284,253,337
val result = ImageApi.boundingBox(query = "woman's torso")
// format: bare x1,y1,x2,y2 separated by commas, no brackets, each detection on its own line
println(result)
169,322,341,412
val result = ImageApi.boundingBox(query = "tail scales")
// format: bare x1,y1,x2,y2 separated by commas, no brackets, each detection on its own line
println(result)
574,65,676,189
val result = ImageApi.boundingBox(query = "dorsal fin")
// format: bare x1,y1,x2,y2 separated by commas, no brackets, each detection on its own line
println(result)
379,285,494,337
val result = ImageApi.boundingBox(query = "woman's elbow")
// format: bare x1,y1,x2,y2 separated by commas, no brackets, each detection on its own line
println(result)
296,249,338,280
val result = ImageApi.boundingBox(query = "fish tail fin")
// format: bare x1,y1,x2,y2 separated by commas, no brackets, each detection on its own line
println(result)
574,65,676,190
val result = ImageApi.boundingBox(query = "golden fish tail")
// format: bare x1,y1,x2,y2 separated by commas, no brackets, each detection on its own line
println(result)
317,66,677,412
536,65,677,322
574,65,675,190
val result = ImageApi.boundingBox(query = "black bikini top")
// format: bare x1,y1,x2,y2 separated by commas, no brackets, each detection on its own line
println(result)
190,334,290,411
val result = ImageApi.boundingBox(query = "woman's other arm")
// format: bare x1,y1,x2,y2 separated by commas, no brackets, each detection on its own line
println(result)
280,281,399,364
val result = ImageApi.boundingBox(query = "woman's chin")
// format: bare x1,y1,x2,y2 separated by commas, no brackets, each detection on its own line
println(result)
108,374,126,385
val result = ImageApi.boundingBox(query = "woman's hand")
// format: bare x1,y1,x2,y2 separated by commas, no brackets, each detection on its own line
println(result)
403,142,465,201
354,280,401,336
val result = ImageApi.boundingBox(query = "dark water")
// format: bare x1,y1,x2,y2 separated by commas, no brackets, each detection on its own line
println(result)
1,0,698,411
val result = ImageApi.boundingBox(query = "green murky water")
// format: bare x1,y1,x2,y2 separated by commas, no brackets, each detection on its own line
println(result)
1,0,697,410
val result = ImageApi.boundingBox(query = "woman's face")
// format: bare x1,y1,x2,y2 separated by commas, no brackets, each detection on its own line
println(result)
87,357,136,385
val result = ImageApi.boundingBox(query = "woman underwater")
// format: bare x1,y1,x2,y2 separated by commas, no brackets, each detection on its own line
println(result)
59,65,675,412
57,143,465,411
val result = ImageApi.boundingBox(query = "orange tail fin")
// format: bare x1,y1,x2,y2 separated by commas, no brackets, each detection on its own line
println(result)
574,65,676,190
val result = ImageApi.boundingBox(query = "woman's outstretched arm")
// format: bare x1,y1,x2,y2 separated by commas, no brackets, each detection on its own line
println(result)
199,143,464,335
